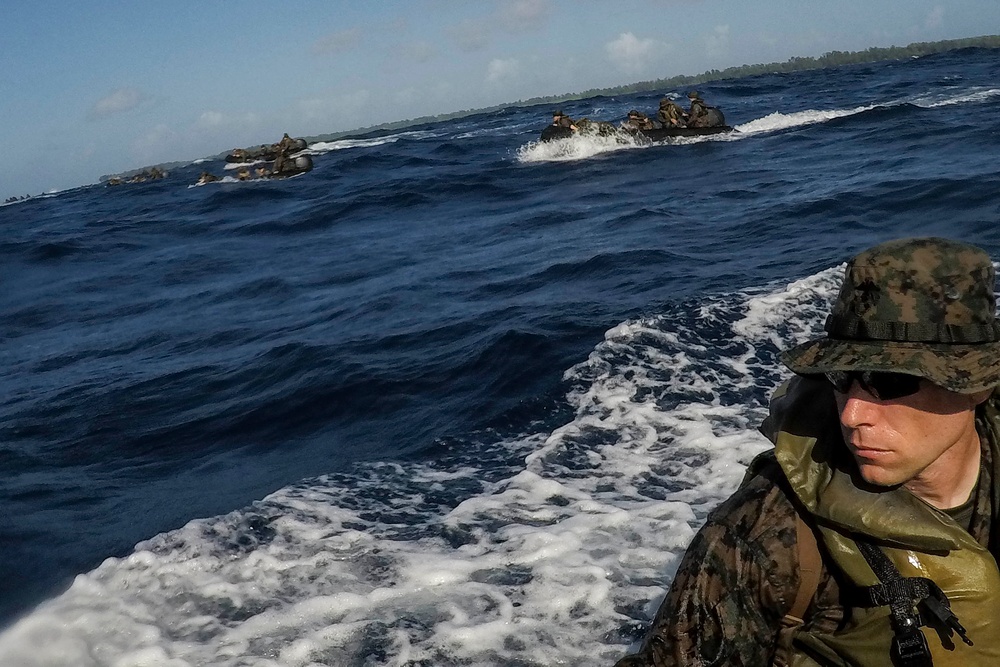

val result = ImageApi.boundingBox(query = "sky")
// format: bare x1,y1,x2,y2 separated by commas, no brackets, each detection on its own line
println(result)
1,0,998,200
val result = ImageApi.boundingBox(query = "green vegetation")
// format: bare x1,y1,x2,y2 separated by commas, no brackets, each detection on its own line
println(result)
522,34,1000,103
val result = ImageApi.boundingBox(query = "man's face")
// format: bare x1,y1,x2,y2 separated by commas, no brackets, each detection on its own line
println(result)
835,378,986,489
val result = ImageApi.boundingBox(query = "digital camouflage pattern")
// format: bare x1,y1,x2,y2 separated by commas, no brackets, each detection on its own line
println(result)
782,237,1000,393
613,455,841,667
657,99,685,126
613,408,1000,667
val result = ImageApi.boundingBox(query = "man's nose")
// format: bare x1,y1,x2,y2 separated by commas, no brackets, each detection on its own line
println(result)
838,383,878,427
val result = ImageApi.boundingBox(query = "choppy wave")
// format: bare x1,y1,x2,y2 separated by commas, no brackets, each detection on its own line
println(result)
909,86,1000,108
0,269,842,666
308,130,440,155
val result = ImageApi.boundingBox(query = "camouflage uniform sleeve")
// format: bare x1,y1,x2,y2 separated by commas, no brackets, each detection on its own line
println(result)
614,469,799,667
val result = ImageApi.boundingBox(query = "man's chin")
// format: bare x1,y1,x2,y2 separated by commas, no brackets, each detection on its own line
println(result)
854,463,904,489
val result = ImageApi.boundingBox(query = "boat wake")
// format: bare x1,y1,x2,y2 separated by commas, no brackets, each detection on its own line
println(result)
308,130,439,155
908,86,1000,108
515,132,647,163
732,105,873,136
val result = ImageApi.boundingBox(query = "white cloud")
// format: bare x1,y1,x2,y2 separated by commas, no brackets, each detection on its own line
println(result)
391,81,455,115
311,28,362,55
758,33,779,48
402,41,437,63
297,90,372,127
925,6,945,30
705,25,730,58
449,19,490,52
448,1,550,52
131,123,177,162
605,32,663,74
196,111,226,129
195,110,262,132
90,87,145,119
487,58,520,84
499,0,550,32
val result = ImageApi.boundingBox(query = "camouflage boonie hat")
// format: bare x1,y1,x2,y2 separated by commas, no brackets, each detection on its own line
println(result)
781,237,1000,393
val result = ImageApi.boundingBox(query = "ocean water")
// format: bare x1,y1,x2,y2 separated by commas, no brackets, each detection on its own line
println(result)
1,47,999,666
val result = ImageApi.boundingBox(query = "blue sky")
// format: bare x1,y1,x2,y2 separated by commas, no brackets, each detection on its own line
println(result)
2,0,997,200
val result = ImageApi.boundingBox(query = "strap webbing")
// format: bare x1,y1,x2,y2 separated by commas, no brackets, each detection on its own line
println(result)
789,512,822,621
772,513,822,667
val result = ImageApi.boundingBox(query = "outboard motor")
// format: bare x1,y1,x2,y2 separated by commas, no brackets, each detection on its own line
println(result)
293,154,313,172
540,125,574,142
705,107,726,127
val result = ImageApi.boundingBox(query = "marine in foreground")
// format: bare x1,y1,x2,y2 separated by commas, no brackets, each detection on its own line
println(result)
616,237,1000,666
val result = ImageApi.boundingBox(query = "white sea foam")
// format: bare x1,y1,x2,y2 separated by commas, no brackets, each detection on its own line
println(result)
732,106,873,136
223,160,268,170
454,123,530,140
908,87,1000,108
734,266,842,348
515,132,647,163
0,271,842,666
187,176,244,188
308,130,438,155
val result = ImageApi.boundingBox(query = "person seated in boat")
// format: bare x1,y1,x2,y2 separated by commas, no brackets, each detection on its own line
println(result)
272,148,290,174
551,110,578,131
276,133,298,154
622,109,655,131
657,97,686,128
614,237,1000,667
687,91,729,128
686,91,712,127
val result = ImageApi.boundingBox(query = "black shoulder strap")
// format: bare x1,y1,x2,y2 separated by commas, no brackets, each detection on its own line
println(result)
851,540,973,666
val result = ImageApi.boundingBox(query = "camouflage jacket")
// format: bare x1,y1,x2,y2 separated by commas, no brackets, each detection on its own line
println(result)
614,390,999,667
657,102,684,125
687,100,708,124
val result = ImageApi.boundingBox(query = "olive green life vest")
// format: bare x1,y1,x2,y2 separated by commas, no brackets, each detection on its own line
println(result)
765,376,1000,667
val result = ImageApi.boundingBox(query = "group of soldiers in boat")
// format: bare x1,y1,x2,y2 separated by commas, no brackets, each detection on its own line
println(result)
100,133,314,189
106,166,168,186
198,133,314,184
546,90,729,141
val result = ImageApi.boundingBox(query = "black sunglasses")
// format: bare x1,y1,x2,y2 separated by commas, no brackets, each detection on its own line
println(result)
824,370,923,401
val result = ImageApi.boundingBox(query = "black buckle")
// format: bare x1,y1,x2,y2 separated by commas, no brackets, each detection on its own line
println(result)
891,623,933,667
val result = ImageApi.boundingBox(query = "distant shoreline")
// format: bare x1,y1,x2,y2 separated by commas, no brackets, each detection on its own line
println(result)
103,34,1000,183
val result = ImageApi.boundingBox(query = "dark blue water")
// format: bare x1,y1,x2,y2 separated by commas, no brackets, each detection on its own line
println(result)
1,47,999,664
